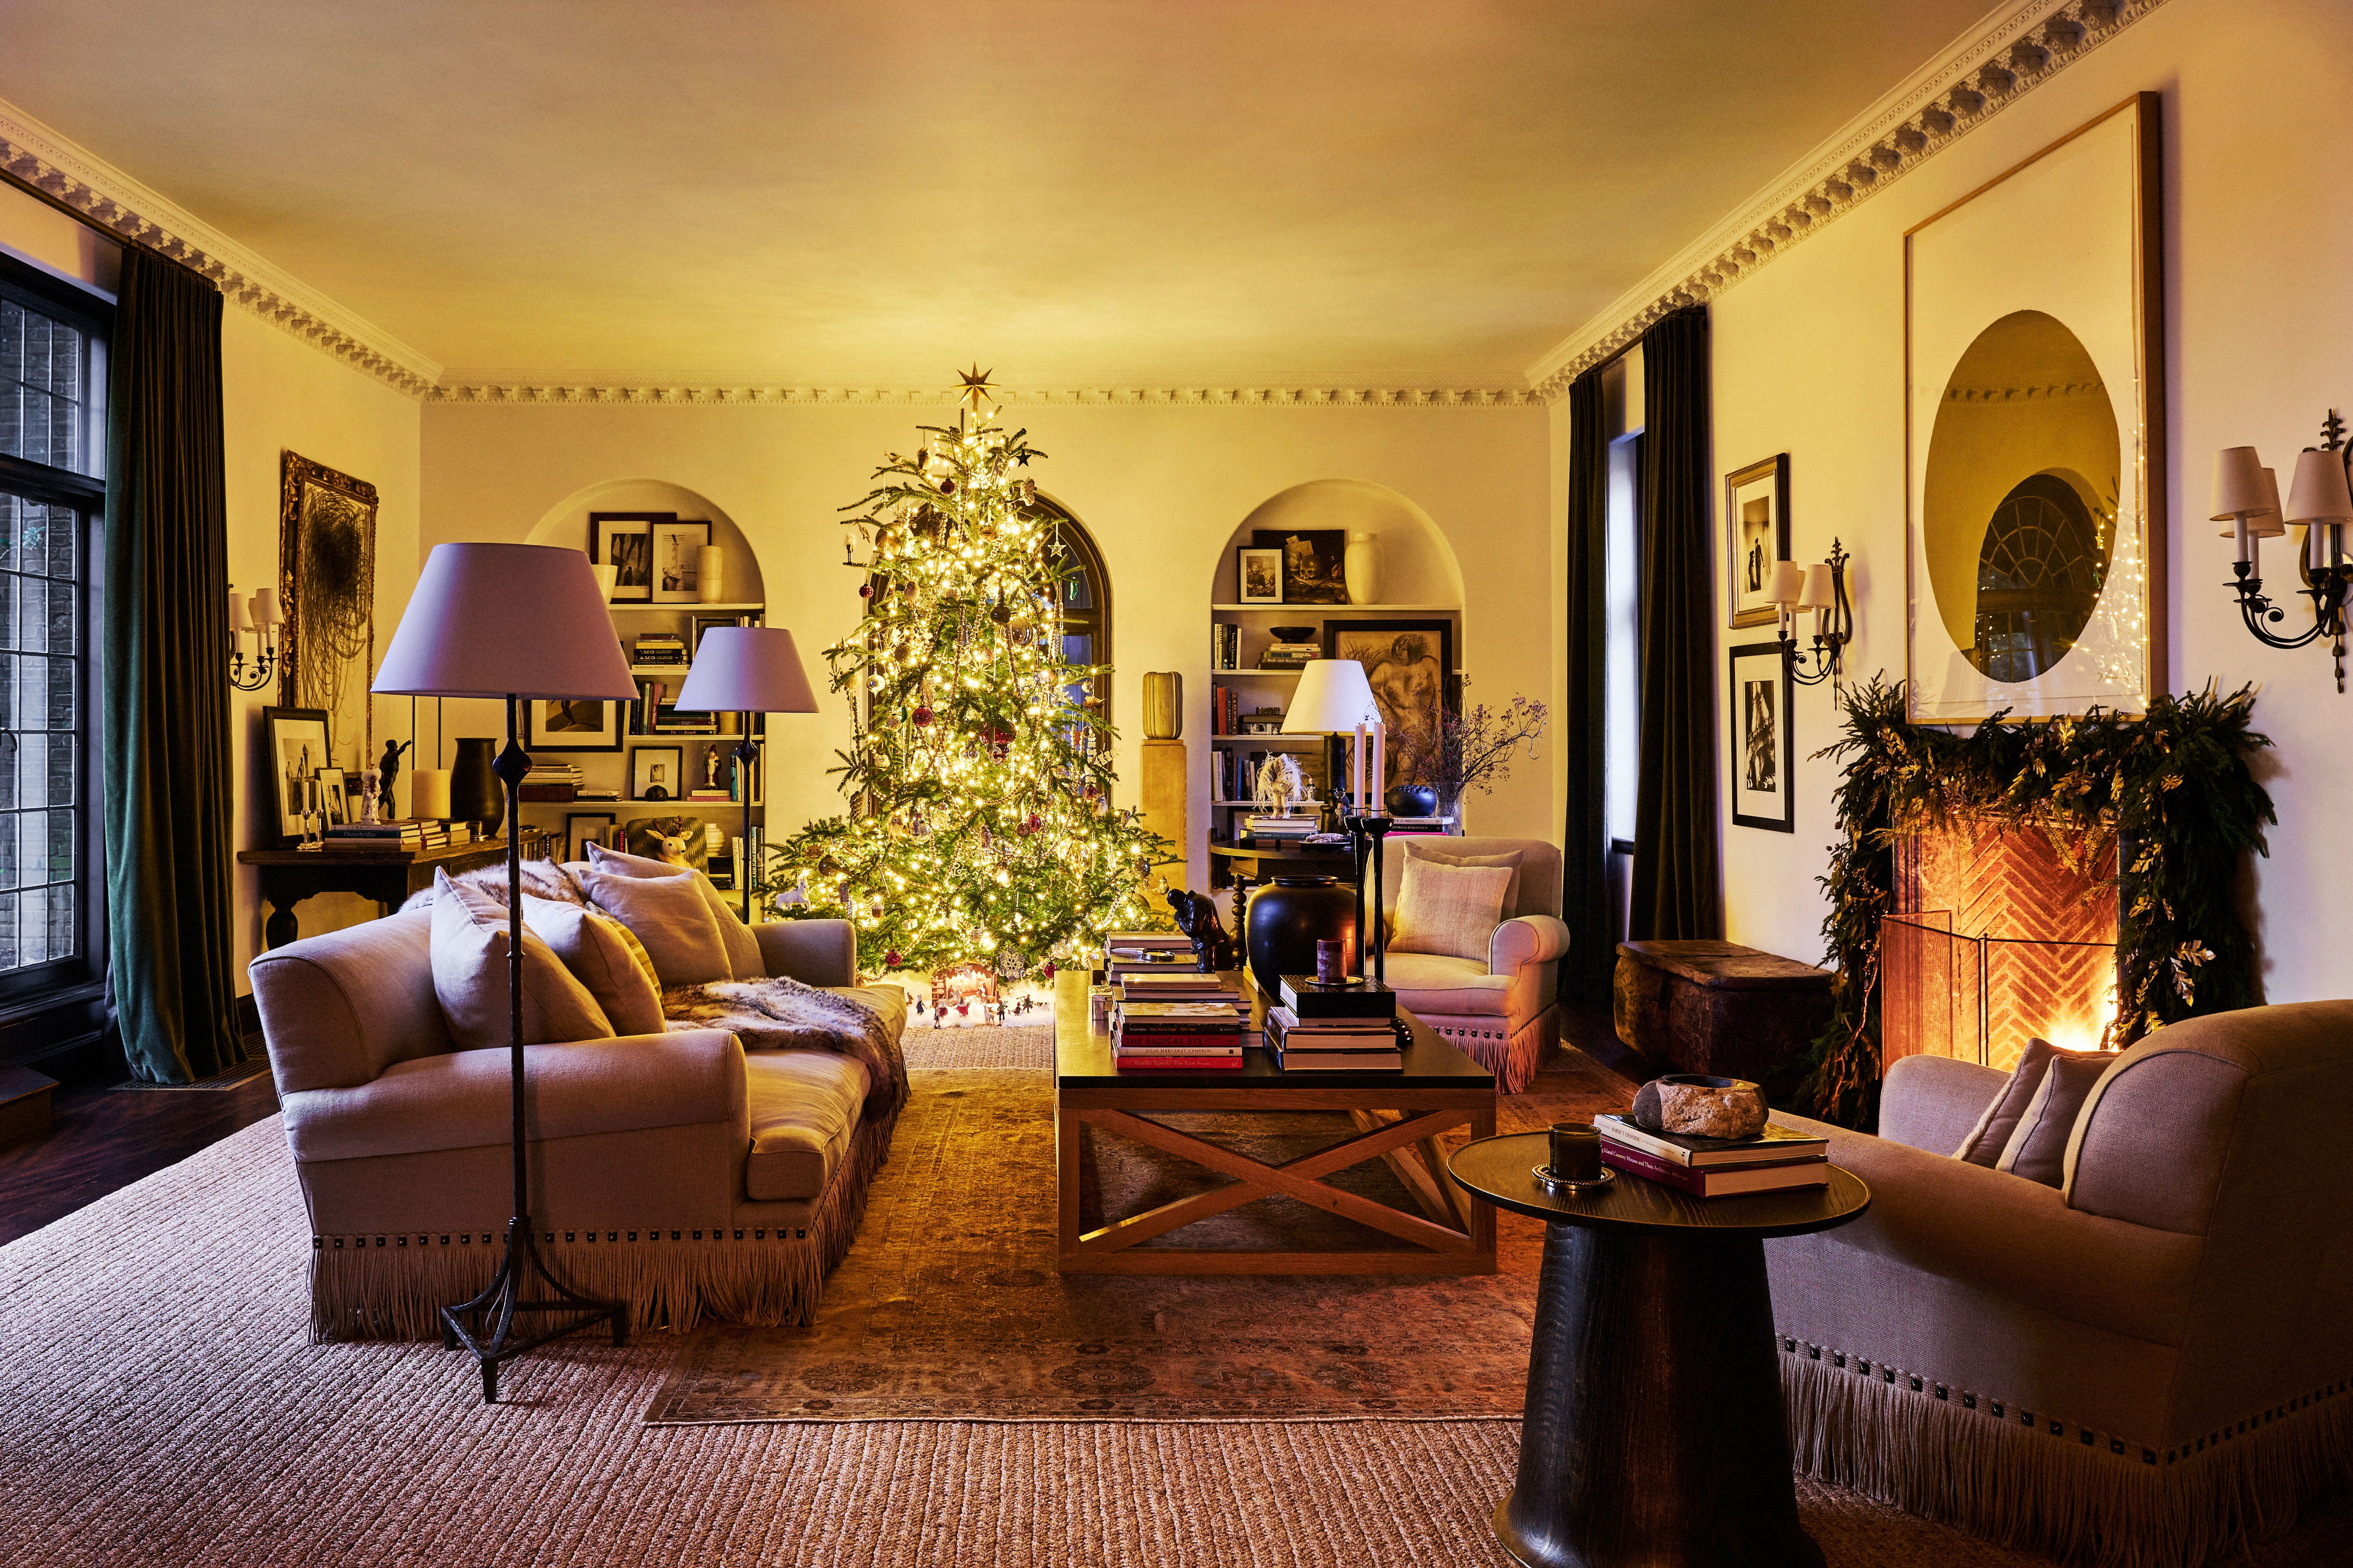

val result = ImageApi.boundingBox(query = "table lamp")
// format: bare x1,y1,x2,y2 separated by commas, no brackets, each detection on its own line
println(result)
373,542,637,1403
1280,659,1391,982
675,627,820,920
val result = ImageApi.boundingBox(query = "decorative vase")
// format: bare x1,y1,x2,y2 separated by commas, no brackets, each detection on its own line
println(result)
1142,671,1182,740
1386,782,1439,818
1345,531,1382,605
1243,876,1358,996
697,545,725,603
590,562,620,601
449,738,504,833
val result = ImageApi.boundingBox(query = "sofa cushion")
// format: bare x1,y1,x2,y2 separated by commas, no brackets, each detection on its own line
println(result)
1389,858,1513,963
430,870,614,1050
1996,1050,2109,1187
522,895,665,1037
579,862,733,985
1403,840,1525,914
744,1050,872,1200
585,843,763,979
1381,952,1511,1017
1954,1037,2058,1166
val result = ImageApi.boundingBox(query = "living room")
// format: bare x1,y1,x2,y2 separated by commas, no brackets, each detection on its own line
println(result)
1,2,2347,1566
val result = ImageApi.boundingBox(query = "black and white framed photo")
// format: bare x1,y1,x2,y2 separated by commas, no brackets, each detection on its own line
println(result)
564,811,617,862
651,520,713,604
1252,528,1347,605
317,767,350,828
526,697,623,752
1728,642,1795,833
630,745,684,801
1725,453,1791,629
263,705,332,846
1235,546,1283,604
589,511,671,604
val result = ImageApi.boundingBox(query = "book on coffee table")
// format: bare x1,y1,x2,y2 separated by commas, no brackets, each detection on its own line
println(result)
1594,1113,1828,1168
1599,1141,1829,1197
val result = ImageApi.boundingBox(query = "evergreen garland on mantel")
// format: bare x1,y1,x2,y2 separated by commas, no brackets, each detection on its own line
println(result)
1805,679,2275,1127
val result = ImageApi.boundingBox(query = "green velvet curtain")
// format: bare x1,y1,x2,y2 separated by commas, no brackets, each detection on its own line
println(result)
1558,367,1613,1002
1629,306,1723,942
103,249,240,1084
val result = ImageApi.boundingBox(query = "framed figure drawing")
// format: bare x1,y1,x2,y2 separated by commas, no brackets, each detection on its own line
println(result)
1725,455,1790,628
263,706,332,846
1323,619,1453,799
1905,92,2163,724
1253,529,1347,605
591,512,670,604
1727,643,1794,832
526,697,623,752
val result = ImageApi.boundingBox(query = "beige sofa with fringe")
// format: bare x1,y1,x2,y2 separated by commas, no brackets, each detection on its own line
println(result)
1373,835,1569,1093
1765,1000,2353,1568
249,910,904,1343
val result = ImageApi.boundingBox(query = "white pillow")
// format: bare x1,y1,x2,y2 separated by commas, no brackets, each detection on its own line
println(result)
429,869,614,1050
521,895,665,1036
578,862,732,986
1388,857,1513,964
585,842,763,980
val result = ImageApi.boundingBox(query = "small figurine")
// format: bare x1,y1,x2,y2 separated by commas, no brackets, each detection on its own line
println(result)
1165,888,1237,974
358,766,382,826
705,747,726,792
378,738,412,815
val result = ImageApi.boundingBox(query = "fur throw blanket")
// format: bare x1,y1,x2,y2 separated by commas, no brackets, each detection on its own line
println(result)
663,977,907,1118
400,858,585,914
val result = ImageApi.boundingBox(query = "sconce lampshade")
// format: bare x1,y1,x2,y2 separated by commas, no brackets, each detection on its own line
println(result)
1795,564,1836,611
2211,446,2271,522
674,627,820,714
1281,659,1381,734
374,543,635,700
2284,448,2353,526
1766,560,1808,606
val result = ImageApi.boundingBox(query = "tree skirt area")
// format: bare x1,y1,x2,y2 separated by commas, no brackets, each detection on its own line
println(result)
6,1026,2348,1567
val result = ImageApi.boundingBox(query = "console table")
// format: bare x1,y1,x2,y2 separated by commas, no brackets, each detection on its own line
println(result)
238,840,510,949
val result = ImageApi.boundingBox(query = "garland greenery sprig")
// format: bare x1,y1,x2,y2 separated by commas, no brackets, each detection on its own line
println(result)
1804,678,2274,1126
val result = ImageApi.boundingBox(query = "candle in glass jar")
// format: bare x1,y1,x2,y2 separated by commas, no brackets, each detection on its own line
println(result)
1549,1121,1601,1183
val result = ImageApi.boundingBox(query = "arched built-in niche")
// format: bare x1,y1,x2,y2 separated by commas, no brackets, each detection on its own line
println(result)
524,478,767,605
1212,479,1463,608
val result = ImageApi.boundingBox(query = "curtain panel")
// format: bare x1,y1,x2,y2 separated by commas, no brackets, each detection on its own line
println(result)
1629,306,1724,942
102,248,240,1083
1559,368,1612,1002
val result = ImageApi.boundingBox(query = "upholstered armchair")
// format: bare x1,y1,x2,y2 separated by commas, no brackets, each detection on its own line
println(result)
1374,836,1569,1093
1764,1001,2353,1568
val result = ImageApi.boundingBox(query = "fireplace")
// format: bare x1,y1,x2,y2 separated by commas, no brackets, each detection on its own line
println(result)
1879,818,2118,1072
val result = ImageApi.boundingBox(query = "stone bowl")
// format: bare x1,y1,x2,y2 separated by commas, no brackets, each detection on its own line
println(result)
1630,1074,1769,1141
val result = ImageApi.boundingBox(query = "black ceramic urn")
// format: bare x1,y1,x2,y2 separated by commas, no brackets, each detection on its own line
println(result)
1243,876,1358,997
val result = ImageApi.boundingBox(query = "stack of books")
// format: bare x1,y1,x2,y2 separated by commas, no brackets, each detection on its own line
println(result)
1257,635,1320,670
1210,623,1243,672
1270,975,1402,1072
1387,815,1457,836
322,822,425,853
1243,814,1318,841
632,634,688,667
1115,970,1238,1006
1596,1113,1830,1197
518,761,582,801
1102,931,1197,978
1111,969,1249,1069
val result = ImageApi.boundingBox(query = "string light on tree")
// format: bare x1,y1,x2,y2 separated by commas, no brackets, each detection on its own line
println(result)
765,371,1170,977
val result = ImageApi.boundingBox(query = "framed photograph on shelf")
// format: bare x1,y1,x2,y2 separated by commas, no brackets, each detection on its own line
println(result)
1235,546,1283,604
1728,643,1795,832
317,768,350,828
1725,454,1790,629
1322,619,1453,798
526,697,623,752
1252,528,1347,605
262,706,332,846
589,512,670,604
630,746,684,802
691,614,745,655
1904,92,2162,724
651,520,713,603
564,812,618,862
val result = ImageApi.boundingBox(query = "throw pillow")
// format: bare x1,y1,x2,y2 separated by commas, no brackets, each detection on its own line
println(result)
428,869,615,1051
1953,1037,2059,1166
1995,1051,2111,1188
1388,857,1514,964
1402,841,1525,915
578,862,733,985
586,842,763,980
521,895,665,1037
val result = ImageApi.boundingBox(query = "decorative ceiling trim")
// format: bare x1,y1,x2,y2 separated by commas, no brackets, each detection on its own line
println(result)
0,96,442,396
426,384,1542,408
1523,0,2170,400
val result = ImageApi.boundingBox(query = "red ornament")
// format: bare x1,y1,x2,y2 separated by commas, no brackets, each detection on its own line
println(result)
912,706,933,726
884,949,904,968
938,477,956,494
858,583,873,599
1026,812,1042,833
1042,961,1057,980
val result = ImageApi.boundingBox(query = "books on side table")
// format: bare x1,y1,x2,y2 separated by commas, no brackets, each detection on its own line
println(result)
1110,977,1250,1069
1594,1113,1830,1197
1268,976,1401,1072
1101,931,1201,979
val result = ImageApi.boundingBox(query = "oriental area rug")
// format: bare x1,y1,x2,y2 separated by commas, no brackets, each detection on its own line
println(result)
643,1031,1634,1425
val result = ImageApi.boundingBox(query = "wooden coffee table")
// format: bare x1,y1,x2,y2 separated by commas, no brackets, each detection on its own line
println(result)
1053,968,1496,1275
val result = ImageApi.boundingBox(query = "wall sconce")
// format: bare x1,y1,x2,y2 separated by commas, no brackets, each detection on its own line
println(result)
1766,538,1853,687
2213,413,2352,693
229,584,283,692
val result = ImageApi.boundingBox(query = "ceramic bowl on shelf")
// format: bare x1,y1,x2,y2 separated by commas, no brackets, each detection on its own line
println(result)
1269,626,1317,643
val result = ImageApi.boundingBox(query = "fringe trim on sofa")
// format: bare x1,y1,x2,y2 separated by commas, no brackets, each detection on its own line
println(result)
1779,1341,2353,1568
308,1102,899,1345
1427,1007,1554,1094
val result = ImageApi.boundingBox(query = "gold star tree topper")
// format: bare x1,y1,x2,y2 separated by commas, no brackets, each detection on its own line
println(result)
955,364,998,412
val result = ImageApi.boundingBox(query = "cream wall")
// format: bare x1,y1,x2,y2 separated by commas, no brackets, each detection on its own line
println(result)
1623,0,2351,1001
418,400,1553,891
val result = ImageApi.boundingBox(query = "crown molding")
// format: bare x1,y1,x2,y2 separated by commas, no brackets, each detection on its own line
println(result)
0,96,442,396
1522,0,2169,400
426,383,1542,408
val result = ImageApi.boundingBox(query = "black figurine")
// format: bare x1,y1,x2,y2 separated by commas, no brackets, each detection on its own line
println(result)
1164,888,1237,974
379,738,413,810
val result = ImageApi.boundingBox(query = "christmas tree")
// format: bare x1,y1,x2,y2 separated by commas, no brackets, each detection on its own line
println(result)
764,373,1169,978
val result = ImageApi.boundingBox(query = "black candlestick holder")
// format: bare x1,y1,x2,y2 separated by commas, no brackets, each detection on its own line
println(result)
1343,812,1395,985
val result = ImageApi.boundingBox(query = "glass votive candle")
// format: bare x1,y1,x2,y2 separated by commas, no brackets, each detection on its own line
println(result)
1315,938,1346,984
1549,1121,1601,1183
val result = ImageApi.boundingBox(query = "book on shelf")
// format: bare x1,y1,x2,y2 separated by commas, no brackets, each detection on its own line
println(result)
1278,977,1397,1020
517,785,577,801
574,789,620,802
1210,623,1243,672
687,789,733,801
1594,1113,1830,1169
1599,1142,1830,1197
1257,639,1318,669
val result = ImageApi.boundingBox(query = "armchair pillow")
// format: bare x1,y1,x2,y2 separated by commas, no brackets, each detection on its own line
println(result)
521,895,665,1037
1402,841,1525,914
1995,1050,2109,1187
585,842,763,980
1389,858,1514,963
578,863,733,985
429,869,614,1050
1953,1036,2058,1166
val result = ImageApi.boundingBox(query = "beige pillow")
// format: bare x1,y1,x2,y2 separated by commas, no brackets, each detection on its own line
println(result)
1954,1037,2058,1166
578,862,732,985
1403,841,1525,917
429,869,614,1050
521,894,664,1036
586,842,763,980
1388,858,1513,963
1995,1051,2109,1188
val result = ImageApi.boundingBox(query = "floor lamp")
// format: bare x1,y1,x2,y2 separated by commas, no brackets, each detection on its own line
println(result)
674,627,819,921
1279,659,1387,980
373,542,638,1403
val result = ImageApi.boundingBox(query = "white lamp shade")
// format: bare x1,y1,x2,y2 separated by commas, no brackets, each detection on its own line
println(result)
1281,659,1381,734
1795,564,1836,611
374,543,636,700
2219,466,2289,539
2284,448,2353,525
675,626,820,713
1766,560,1807,606
2210,446,2270,521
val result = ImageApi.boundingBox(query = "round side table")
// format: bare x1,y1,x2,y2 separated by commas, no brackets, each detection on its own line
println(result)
1449,1132,1870,1568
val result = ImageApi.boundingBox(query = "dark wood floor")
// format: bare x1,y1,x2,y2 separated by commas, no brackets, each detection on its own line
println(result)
0,1065,280,1246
